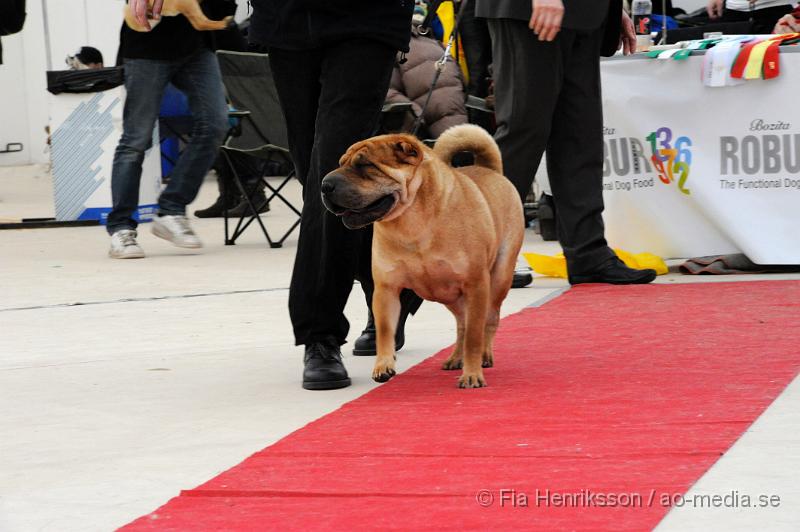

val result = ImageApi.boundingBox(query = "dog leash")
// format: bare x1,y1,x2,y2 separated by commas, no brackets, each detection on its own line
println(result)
418,0,447,35
412,0,470,137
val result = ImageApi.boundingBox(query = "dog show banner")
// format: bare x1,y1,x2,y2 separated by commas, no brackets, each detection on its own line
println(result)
599,50,800,264
49,88,161,224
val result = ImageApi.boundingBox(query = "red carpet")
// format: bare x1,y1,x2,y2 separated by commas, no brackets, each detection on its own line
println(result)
123,281,800,531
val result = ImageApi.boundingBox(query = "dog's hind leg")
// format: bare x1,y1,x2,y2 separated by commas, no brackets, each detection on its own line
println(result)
483,308,499,368
458,274,490,388
371,284,401,383
483,244,517,369
442,303,465,370
179,0,233,31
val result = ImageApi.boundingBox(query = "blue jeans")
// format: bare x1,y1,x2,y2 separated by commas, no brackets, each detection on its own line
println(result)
107,49,228,234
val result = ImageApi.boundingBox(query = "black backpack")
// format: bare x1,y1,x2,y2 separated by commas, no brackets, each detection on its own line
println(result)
0,0,26,64
0,0,26,36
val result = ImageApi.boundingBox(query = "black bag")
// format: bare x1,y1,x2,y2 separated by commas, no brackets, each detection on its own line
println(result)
663,21,754,44
46,67,125,95
0,0,27,35
0,0,26,63
203,0,238,19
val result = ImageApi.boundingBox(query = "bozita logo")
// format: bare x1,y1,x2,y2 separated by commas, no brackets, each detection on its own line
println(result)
717,120,800,190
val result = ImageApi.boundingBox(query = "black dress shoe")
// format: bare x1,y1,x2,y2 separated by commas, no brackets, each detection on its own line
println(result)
194,195,239,218
512,270,533,288
227,193,270,218
569,256,657,285
353,309,407,356
302,339,351,390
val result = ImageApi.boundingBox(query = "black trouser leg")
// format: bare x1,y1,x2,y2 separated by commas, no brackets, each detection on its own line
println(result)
270,40,397,346
488,19,558,203
460,0,493,98
488,19,614,275
546,28,614,274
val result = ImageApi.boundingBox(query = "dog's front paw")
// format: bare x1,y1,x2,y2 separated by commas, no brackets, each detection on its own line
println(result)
458,371,487,388
372,360,396,383
482,351,494,368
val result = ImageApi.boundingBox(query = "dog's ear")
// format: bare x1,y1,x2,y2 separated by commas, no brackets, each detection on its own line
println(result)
339,146,354,166
393,139,421,164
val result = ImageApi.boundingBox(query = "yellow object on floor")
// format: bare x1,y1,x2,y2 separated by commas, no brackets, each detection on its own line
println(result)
523,249,668,279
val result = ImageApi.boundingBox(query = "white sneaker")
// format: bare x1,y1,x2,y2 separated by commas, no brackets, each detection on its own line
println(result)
109,229,145,259
151,214,203,248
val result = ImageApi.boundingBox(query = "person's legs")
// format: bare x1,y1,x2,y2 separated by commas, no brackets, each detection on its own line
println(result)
270,47,351,390
488,18,561,203
268,48,321,193
487,19,562,288
490,22,653,285
162,49,229,216
106,58,172,235
546,28,615,275
460,0,493,97
269,48,327,344
285,39,397,347
194,153,241,218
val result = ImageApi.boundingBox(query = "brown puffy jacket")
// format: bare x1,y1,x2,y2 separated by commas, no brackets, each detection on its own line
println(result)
385,27,467,139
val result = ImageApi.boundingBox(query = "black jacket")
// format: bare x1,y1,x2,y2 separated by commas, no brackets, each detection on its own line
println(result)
476,0,622,57
0,0,27,64
248,0,415,53
118,0,237,62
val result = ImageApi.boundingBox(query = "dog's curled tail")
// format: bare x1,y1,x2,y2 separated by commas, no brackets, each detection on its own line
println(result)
433,124,502,174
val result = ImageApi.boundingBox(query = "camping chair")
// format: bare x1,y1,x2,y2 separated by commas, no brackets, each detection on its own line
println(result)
216,50,300,248
378,102,414,134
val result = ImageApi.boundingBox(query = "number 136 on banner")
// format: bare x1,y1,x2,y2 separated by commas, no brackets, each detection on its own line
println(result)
646,127,692,196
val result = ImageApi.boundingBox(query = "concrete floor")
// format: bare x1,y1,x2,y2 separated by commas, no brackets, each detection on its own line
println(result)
0,166,798,531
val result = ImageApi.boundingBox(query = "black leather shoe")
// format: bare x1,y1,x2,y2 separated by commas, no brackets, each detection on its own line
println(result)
512,270,533,288
194,195,239,218
353,309,408,356
569,256,657,285
227,193,270,218
302,339,351,390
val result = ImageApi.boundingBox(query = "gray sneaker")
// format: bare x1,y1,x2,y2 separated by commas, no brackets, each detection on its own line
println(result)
109,229,145,259
151,214,202,249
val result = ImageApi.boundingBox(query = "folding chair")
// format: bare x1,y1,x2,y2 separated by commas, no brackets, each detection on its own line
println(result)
378,101,414,134
216,50,300,248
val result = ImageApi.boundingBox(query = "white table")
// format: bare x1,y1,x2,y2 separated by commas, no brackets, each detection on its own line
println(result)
49,88,161,223
598,48,800,263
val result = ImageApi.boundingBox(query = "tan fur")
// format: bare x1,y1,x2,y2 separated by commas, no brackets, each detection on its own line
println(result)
433,123,503,174
326,125,524,388
124,0,232,32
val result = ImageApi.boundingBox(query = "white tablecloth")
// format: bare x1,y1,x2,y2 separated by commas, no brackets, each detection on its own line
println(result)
599,48,800,263
49,88,161,223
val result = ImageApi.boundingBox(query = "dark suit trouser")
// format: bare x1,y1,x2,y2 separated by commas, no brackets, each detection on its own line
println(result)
270,40,394,347
270,39,421,347
488,19,615,275
460,0,493,97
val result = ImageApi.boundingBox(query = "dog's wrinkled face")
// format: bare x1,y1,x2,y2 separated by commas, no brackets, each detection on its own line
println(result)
321,135,423,229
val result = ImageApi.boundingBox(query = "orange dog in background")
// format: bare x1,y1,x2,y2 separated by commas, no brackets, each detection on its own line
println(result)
321,125,524,388
124,0,232,32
